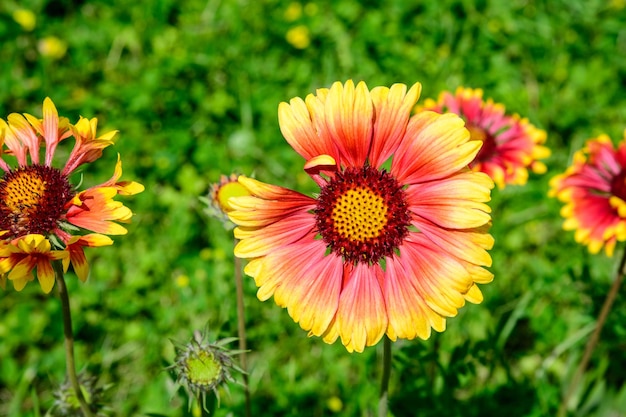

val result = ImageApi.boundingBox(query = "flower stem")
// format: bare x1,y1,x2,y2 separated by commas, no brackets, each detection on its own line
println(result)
54,261,95,417
558,246,626,416
378,336,392,417
234,239,251,417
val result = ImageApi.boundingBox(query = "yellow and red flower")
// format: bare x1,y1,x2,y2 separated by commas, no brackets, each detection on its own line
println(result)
203,174,251,229
549,131,626,256
228,81,494,352
421,87,550,188
0,98,143,293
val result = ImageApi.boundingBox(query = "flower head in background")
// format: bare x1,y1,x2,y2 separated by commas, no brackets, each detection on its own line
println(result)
13,9,36,31
421,87,550,188
38,36,68,60
228,80,494,352
0,98,143,293
286,25,311,49
202,173,251,230
549,131,626,256
170,329,243,411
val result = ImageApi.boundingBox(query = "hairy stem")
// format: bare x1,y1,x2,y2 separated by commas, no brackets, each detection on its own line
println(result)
55,261,95,417
378,336,392,417
558,247,626,416
234,240,251,417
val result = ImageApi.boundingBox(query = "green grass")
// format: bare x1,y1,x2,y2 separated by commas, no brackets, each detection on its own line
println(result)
1,0,626,415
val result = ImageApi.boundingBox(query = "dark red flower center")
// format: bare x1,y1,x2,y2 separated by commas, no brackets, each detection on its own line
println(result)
610,169,626,202
467,123,497,164
314,166,411,264
0,165,74,239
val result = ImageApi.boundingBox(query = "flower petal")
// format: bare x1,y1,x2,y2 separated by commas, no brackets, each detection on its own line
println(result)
369,82,421,168
324,80,373,167
398,234,475,318
335,263,387,353
392,111,481,185
7,113,41,164
384,255,446,341
228,177,315,228
36,258,56,293
246,238,343,339
65,187,133,235
406,170,493,229
278,97,340,162
234,212,316,258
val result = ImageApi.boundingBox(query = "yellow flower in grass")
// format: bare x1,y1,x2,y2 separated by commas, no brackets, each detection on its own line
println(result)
550,131,626,256
38,36,68,60
228,80,494,352
0,98,143,293
286,25,311,49
421,87,550,188
13,9,36,31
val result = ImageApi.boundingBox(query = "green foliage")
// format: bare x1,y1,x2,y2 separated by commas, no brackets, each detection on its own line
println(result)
1,0,626,416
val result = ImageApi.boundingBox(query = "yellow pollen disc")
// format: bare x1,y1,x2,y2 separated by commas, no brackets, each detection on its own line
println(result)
331,187,388,242
3,171,46,213
467,124,487,142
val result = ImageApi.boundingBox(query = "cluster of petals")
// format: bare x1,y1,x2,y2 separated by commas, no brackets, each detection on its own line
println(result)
421,87,550,189
0,98,143,293
549,131,626,256
228,80,495,352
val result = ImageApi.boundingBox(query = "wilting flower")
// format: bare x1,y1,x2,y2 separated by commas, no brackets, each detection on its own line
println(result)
228,80,494,353
202,174,251,229
0,98,143,293
170,329,243,410
549,131,626,256
421,87,550,188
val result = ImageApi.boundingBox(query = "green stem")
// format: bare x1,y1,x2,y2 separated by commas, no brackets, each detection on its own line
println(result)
558,246,626,416
55,261,95,417
234,240,251,417
378,336,392,417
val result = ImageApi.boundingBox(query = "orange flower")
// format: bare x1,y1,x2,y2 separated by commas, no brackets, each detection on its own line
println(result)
0,234,67,293
0,98,143,293
421,87,550,188
550,131,626,256
229,81,494,352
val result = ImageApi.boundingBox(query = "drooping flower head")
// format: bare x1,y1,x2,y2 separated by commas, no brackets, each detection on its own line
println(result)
421,87,550,188
0,98,143,293
228,80,495,353
549,131,626,256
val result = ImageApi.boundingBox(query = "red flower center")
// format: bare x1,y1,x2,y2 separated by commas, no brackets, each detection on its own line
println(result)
0,165,74,239
467,123,497,164
610,169,626,201
314,166,411,264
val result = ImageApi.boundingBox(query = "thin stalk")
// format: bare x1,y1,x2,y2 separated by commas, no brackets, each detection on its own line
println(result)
558,246,626,416
54,261,95,417
378,336,392,417
234,239,251,417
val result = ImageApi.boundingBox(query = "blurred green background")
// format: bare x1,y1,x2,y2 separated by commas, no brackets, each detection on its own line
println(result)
1,0,626,416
